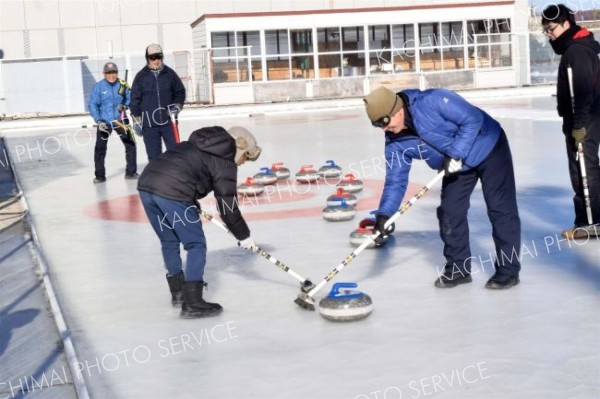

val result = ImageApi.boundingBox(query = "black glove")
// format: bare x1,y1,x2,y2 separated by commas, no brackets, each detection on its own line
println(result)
117,104,128,112
373,214,392,245
169,103,182,117
442,157,462,176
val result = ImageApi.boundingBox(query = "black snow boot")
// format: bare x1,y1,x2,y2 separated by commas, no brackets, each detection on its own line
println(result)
180,281,223,319
485,273,519,290
166,271,185,306
434,271,472,288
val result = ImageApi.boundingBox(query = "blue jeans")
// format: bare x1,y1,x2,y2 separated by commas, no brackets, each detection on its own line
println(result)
142,124,177,161
138,190,206,281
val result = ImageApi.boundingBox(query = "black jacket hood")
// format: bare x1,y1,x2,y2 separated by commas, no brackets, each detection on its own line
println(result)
188,126,236,161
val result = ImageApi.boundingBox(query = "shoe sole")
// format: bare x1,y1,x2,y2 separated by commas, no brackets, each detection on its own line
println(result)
179,308,223,319
434,275,472,288
562,226,600,239
562,232,590,240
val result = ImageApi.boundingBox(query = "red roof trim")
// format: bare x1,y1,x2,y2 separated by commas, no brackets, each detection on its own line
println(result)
191,1,515,28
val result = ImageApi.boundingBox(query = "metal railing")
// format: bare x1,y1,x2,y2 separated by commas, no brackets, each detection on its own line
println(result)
5,29,596,113
529,27,599,84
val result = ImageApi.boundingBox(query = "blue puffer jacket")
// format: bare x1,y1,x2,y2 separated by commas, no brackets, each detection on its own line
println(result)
376,89,502,217
87,78,130,123
377,134,445,217
130,65,186,128
402,89,501,169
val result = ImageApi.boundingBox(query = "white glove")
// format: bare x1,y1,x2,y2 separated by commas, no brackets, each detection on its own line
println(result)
443,157,462,175
131,116,143,136
97,121,110,133
238,237,258,252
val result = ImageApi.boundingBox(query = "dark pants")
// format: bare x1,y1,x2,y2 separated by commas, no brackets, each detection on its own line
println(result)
94,125,137,178
138,190,206,282
564,114,600,226
142,124,178,162
437,131,521,277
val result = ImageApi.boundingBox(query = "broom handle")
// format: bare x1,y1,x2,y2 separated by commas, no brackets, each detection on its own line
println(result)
306,171,445,297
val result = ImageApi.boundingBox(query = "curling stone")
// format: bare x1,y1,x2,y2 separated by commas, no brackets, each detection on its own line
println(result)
295,164,320,183
253,167,278,185
317,159,343,178
322,199,356,222
349,227,382,248
326,188,357,207
270,162,290,180
336,173,364,193
319,282,373,322
237,177,265,196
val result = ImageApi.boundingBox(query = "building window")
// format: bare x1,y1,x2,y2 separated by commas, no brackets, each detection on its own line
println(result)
211,31,261,82
391,23,416,72
209,16,513,83
265,30,290,80
290,29,313,79
340,26,364,76
367,25,392,75
418,22,441,71
316,27,341,77
440,21,465,70
467,19,512,68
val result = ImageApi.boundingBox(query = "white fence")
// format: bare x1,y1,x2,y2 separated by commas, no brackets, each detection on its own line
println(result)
1,30,582,115
0,49,212,115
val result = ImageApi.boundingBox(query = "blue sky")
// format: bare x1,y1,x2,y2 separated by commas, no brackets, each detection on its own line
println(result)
529,0,600,12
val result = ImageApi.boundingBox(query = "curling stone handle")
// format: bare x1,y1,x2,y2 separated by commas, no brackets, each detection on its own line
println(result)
260,167,271,173
328,282,363,299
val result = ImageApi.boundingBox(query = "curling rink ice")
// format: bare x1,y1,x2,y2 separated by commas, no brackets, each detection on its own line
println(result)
2,93,599,399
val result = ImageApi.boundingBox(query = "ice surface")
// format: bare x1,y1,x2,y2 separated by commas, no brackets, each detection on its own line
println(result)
2,94,599,399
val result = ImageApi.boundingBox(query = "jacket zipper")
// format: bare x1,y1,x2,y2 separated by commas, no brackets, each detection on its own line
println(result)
154,70,162,125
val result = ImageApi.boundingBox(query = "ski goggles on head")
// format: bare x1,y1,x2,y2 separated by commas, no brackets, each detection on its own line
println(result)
371,115,392,128
246,146,262,161
370,95,398,129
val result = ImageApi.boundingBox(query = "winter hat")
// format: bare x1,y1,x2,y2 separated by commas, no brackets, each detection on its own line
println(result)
227,126,261,163
103,62,118,73
363,87,403,123
145,43,163,58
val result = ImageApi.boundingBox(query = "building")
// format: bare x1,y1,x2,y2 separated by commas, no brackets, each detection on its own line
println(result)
192,1,530,104
0,0,531,113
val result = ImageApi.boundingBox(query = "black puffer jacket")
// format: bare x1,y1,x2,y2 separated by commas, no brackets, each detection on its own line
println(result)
130,64,186,128
138,126,250,240
551,25,600,130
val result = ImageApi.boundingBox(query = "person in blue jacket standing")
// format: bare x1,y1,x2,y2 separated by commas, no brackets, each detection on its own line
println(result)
130,44,186,161
363,87,521,289
88,61,137,184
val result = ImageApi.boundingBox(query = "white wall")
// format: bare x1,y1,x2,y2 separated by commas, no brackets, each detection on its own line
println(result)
0,0,526,60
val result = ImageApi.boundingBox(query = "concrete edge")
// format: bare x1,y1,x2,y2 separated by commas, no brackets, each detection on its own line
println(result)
0,85,555,132
4,139,91,399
